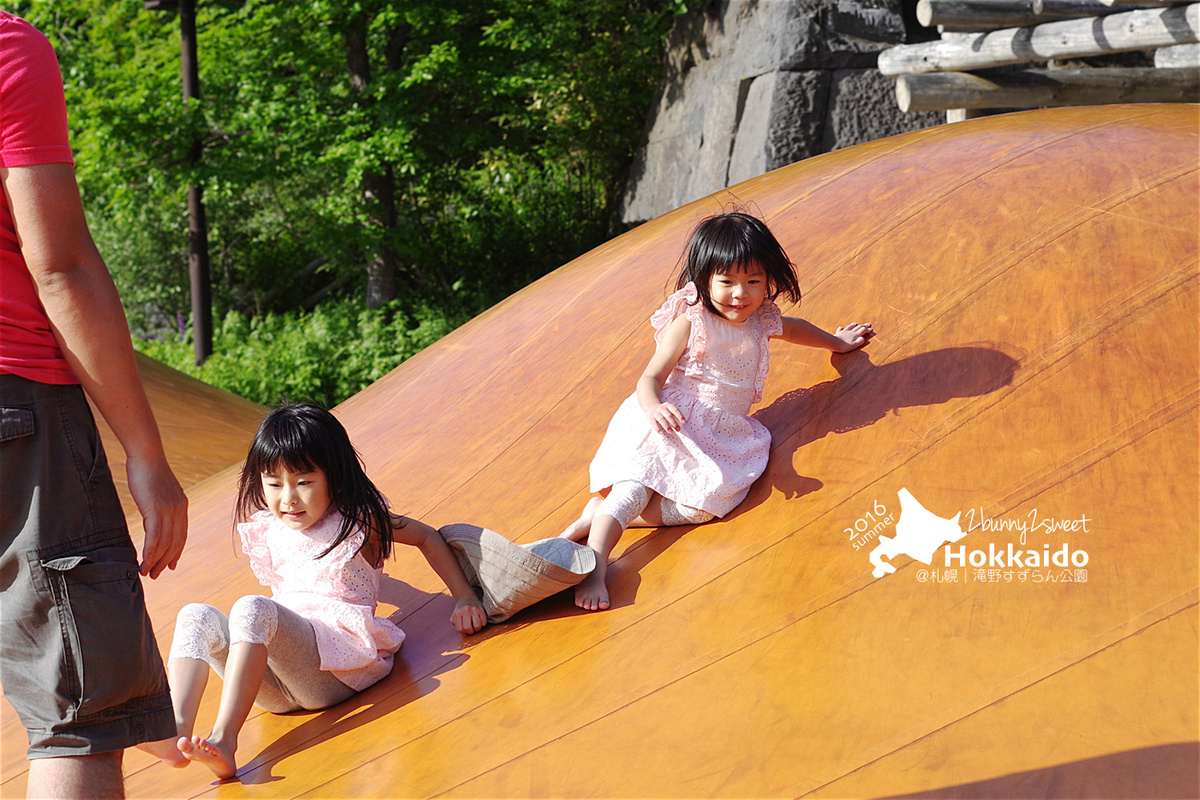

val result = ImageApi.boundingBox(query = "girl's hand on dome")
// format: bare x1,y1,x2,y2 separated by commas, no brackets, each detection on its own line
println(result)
452,595,487,635
832,322,873,353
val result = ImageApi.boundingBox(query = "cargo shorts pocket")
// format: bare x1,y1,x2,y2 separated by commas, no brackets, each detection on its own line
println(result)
0,407,35,443
41,548,166,723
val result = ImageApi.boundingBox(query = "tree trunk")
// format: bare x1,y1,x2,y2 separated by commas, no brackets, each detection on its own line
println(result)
344,15,404,308
363,167,398,309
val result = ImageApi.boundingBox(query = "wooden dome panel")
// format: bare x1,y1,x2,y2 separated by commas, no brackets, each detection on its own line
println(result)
2,104,1195,799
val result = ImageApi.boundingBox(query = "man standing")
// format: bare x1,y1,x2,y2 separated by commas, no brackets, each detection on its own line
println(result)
1,11,189,799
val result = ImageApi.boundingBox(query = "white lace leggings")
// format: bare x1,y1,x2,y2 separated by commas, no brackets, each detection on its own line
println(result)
597,481,715,530
168,596,356,713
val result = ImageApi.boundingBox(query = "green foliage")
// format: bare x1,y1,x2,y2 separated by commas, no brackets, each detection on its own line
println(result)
134,297,463,408
10,0,687,403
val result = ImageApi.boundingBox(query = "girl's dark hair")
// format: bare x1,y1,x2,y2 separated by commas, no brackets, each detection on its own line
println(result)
675,211,803,316
235,403,395,565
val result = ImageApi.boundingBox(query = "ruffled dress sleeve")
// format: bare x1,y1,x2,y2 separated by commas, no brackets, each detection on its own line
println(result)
238,510,281,589
759,297,783,338
751,298,783,404
651,282,706,345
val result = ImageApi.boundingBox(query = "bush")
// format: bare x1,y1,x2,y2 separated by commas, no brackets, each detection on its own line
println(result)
135,297,463,408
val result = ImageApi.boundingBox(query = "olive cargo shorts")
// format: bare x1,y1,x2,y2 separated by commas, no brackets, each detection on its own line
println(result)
0,375,174,757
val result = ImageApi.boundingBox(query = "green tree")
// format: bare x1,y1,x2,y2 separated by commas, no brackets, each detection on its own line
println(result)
11,0,682,384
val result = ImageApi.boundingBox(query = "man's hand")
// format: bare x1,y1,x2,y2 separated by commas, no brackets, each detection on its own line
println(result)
127,454,188,579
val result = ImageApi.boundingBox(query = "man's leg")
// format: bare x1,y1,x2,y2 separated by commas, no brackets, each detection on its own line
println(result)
26,752,124,800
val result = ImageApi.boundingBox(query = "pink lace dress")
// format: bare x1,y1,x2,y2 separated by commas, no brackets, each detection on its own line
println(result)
238,509,406,691
589,282,782,517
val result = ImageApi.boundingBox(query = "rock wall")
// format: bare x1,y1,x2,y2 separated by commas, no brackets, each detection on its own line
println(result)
619,0,944,225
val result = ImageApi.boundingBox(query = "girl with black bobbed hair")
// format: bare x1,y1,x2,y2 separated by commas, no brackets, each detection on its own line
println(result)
143,403,485,781
562,211,873,611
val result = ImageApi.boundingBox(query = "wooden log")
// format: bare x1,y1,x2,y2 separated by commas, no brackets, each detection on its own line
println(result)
897,66,1200,110
918,0,1124,30
920,0,1046,29
1032,0,1146,15
1100,0,1186,6
946,107,988,120
1155,41,1200,64
879,3,1200,74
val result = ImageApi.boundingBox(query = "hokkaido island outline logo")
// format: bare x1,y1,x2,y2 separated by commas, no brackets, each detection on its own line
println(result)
851,488,1092,584
868,488,965,578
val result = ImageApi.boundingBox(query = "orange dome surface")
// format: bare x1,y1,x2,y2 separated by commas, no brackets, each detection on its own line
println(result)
3,104,1196,799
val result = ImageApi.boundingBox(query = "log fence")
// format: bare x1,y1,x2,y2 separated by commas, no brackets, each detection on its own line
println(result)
880,0,1199,117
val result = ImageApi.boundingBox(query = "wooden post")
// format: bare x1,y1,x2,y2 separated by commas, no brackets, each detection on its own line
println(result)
879,3,1200,75
897,67,1200,110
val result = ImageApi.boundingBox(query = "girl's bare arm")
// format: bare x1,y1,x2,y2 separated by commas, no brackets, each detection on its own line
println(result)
637,313,691,432
393,516,487,634
775,317,873,353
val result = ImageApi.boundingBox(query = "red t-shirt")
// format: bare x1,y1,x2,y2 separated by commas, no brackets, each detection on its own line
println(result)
0,11,78,384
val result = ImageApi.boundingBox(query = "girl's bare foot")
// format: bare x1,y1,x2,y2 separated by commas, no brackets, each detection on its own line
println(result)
178,734,238,780
560,497,602,541
573,568,610,611
137,736,189,768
